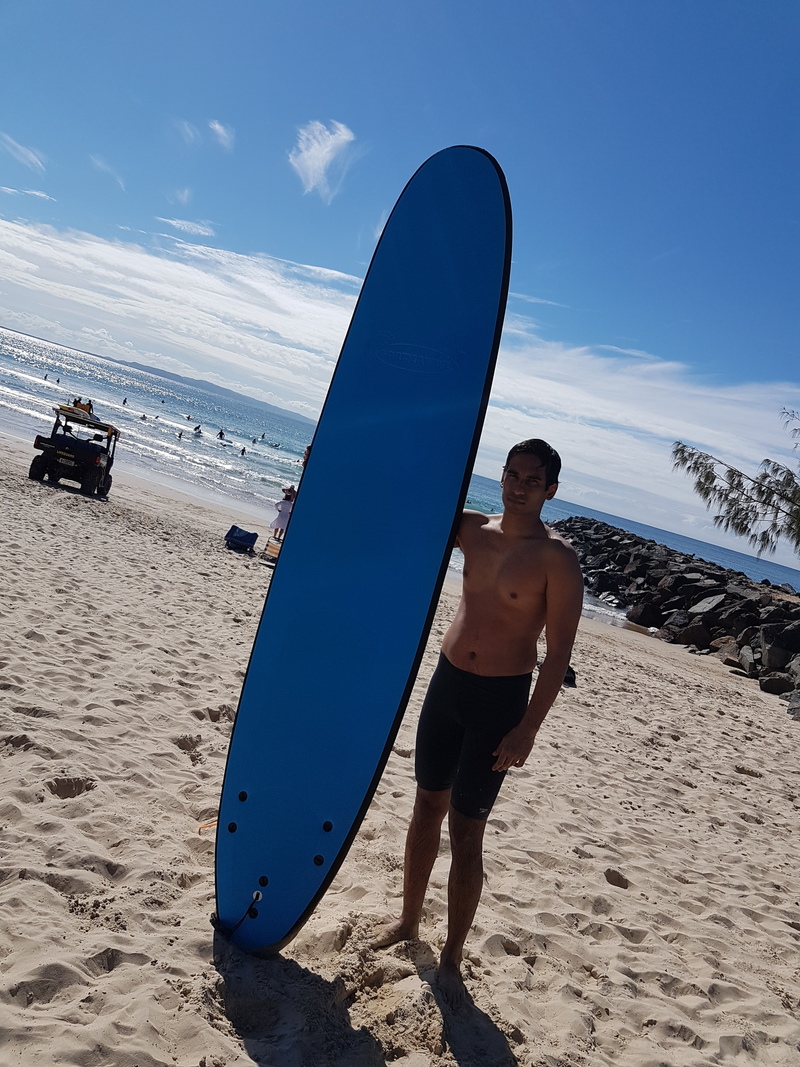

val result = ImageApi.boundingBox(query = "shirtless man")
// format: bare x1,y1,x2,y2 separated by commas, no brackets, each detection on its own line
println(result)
372,438,584,1006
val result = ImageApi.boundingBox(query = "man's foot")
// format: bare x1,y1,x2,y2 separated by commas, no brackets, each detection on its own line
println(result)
436,959,467,1009
370,917,418,950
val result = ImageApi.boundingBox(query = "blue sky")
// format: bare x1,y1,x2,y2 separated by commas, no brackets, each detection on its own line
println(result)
1,1,798,560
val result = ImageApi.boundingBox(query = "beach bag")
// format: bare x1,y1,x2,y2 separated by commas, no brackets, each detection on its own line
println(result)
224,525,258,552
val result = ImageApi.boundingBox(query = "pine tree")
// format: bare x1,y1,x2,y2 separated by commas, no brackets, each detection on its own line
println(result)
672,410,800,557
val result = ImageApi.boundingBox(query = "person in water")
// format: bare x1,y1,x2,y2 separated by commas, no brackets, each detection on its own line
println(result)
372,439,584,1007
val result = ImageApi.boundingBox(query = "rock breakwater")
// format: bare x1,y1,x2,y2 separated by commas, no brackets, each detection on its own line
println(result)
551,516,800,719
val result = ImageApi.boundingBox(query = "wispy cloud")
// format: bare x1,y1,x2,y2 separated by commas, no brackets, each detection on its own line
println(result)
510,291,568,308
175,120,201,146
209,120,235,150
169,188,192,206
173,118,235,151
596,344,659,360
288,120,356,204
1,186,55,201
0,133,46,174
156,217,216,237
90,155,125,191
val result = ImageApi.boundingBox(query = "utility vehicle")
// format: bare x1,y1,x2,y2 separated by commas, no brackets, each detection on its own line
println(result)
29,400,120,497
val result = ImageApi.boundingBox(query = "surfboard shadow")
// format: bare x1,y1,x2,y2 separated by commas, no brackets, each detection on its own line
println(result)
213,931,388,1065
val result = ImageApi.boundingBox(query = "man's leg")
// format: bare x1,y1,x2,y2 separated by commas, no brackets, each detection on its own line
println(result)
438,806,487,1007
371,784,450,947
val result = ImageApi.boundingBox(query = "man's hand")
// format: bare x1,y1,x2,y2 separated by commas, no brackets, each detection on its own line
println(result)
492,723,538,772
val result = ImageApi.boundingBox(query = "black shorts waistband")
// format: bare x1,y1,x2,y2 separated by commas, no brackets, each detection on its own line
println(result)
438,651,533,687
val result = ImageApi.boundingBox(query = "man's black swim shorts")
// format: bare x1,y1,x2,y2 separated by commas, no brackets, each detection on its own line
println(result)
414,652,533,820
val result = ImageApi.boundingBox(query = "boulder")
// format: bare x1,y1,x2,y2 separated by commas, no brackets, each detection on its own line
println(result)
663,610,691,630
759,673,795,696
736,624,759,649
625,602,665,628
710,637,741,668
688,593,728,616
726,582,761,601
593,571,625,595
761,642,792,673
738,646,759,678
777,621,800,654
717,601,761,632
760,604,793,625
674,621,713,649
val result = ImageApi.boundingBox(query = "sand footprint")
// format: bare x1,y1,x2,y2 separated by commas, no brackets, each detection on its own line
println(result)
173,734,204,764
46,776,96,799
8,961,87,1007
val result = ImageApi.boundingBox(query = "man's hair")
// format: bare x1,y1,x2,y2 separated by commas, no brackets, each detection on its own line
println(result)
504,439,562,487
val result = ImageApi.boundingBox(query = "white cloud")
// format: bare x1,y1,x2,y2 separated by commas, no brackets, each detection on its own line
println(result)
209,120,235,150
175,120,201,146
156,217,216,237
0,186,55,201
173,119,234,152
595,344,659,360
288,120,356,204
90,155,125,191
509,291,568,308
0,217,359,417
0,133,46,174
0,216,797,564
471,324,800,563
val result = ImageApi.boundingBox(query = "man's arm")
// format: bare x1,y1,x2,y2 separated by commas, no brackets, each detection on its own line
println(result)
492,543,584,771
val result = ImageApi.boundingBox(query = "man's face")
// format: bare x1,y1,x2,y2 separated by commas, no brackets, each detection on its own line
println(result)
501,453,558,513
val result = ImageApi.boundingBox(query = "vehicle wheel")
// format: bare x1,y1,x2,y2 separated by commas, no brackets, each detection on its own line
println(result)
81,472,99,496
96,474,112,498
28,455,47,481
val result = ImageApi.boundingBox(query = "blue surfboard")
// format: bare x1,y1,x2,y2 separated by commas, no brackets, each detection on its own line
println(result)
214,146,512,955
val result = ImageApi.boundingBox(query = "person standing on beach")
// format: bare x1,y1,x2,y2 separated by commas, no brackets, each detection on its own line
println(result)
270,485,296,541
372,438,584,1007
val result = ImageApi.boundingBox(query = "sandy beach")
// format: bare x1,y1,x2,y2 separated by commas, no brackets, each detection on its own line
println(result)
1,433,799,1067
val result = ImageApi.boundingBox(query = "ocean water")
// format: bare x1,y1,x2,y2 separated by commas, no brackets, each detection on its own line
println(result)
2,326,799,596
0,327,314,516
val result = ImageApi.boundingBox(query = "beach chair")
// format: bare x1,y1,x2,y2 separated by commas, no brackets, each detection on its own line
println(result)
258,538,282,566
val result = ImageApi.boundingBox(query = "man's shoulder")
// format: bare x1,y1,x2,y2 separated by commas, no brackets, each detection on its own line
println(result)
541,527,582,573
459,509,496,533
544,526,578,553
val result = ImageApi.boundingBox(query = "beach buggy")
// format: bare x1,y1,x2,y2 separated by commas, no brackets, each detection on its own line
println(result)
29,400,120,498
